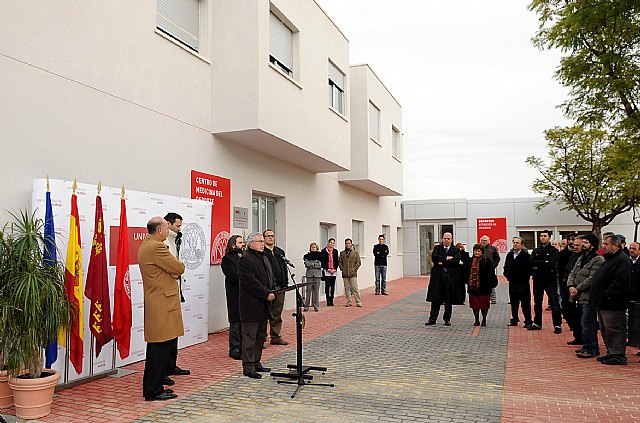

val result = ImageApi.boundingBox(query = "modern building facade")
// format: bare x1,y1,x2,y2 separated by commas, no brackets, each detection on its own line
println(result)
0,0,404,332
402,197,637,276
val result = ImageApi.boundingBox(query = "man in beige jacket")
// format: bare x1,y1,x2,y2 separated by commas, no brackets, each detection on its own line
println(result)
139,217,185,401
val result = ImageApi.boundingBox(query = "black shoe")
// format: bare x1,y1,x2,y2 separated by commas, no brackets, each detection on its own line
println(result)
244,371,262,379
255,367,271,372
164,389,174,394
145,392,177,401
229,352,242,360
575,348,585,353
597,354,612,362
163,377,175,386
375,291,380,295
444,321,451,326
507,321,518,327
600,355,627,365
481,321,486,327
425,321,436,326
566,339,582,345
528,324,542,331
553,326,562,334
524,324,533,330
636,351,640,357
474,321,480,326
169,366,190,376
382,292,388,295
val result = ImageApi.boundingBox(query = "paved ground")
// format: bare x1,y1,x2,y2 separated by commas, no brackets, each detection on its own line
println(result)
2,277,640,422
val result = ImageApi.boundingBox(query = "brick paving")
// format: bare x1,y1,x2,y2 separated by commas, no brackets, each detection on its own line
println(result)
2,277,640,422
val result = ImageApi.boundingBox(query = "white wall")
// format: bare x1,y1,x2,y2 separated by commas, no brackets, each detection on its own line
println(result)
0,0,404,334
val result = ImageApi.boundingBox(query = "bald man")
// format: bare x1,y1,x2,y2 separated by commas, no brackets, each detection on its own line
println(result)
139,217,185,401
425,233,460,326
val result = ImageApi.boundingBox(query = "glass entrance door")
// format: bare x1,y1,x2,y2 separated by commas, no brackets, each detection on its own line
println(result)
419,225,435,275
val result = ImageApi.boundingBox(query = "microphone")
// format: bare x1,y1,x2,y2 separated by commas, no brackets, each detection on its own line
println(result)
278,254,295,268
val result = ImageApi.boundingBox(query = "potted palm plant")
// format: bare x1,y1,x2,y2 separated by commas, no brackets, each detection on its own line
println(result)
0,209,72,419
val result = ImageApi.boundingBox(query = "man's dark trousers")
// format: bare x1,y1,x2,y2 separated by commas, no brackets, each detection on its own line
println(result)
533,278,562,327
429,301,452,323
242,320,267,373
509,284,532,325
143,339,173,398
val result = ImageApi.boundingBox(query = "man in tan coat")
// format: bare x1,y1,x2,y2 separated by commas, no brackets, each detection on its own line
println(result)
139,217,185,401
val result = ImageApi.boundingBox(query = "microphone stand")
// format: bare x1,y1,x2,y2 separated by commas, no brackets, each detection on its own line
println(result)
270,262,334,398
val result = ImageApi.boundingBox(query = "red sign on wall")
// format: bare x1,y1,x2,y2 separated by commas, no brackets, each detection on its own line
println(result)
108,226,148,266
477,218,508,253
191,170,231,264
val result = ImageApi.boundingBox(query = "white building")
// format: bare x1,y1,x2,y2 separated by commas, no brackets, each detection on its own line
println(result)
402,197,637,276
0,0,404,332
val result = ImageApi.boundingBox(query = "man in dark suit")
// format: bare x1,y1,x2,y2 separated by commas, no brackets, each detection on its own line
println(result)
503,237,532,328
425,233,460,326
238,232,276,378
529,230,562,333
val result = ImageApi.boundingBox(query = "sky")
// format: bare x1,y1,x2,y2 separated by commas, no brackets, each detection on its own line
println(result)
315,0,570,200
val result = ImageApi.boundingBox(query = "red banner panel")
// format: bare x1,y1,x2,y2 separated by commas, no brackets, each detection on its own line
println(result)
476,217,508,253
191,170,230,264
109,226,148,266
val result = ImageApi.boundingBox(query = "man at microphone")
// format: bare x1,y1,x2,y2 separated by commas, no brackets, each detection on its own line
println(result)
263,229,290,346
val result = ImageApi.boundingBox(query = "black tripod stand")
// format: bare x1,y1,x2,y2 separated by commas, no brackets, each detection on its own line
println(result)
270,265,334,398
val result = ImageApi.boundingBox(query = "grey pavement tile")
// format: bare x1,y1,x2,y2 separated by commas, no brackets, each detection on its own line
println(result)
130,286,511,423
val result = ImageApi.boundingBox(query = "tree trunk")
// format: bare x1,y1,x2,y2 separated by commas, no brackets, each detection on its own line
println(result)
591,221,605,247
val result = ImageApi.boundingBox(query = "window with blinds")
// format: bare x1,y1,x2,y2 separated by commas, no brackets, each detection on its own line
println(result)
157,0,200,52
328,62,345,114
269,12,294,77
369,101,380,142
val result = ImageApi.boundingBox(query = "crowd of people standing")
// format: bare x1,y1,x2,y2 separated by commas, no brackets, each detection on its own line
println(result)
220,231,391,378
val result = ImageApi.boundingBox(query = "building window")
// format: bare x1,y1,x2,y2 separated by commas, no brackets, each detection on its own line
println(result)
328,61,345,115
157,0,200,52
351,220,364,253
269,12,294,77
320,222,336,249
369,101,380,142
392,126,402,160
381,225,390,243
397,226,403,255
252,195,276,234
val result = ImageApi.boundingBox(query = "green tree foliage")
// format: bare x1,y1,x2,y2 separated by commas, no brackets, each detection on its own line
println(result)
529,0,640,134
526,126,638,239
528,0,640,235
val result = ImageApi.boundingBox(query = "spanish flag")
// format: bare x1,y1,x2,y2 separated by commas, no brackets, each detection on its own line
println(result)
60,188,84,374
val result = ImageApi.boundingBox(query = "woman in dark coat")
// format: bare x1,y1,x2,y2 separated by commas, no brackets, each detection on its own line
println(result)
452,242,470,305
221,235,245,360
466,244,498,326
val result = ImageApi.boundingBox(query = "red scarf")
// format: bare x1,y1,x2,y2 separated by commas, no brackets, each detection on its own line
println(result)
469,256,481,292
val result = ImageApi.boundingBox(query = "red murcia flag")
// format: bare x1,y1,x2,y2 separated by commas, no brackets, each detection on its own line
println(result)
85,194,113,357
112,195,132,359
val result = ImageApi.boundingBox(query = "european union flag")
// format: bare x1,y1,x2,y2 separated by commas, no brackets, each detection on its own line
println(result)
43,190,58,368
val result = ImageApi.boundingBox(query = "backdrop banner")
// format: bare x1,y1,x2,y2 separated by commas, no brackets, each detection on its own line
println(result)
476,217,508,253
32,179,212,383
190,170,230,265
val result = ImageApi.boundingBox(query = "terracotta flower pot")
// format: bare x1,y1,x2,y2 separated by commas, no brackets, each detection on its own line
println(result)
0,370,13,409
8,369,60,419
